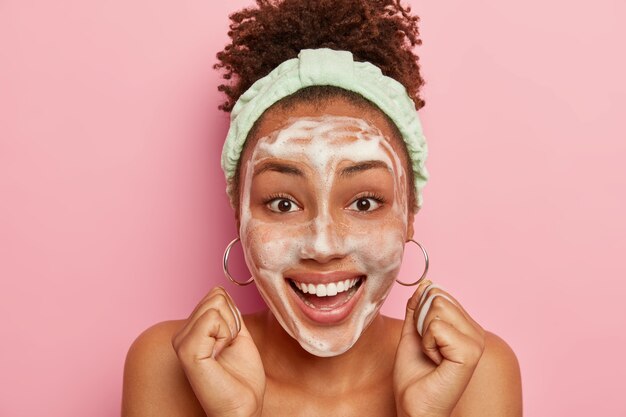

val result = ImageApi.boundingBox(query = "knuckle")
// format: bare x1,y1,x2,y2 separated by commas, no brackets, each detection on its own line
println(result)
466,340,484,362
430,295,447,309
198,295,229,316
476,337,486,353
175,339,195,361
477,324,486,339
171,333,181,350
210,293,230,309
208,285,226,297
428,317,446,332
203,308,221,321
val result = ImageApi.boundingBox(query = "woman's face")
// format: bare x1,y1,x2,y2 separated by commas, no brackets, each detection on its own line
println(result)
237,99,414,357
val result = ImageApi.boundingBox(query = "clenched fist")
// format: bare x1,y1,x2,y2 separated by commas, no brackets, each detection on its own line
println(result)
393,279,486,417
171,287,266,417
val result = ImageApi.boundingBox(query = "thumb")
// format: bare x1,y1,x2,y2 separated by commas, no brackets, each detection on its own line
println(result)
401,279,433,338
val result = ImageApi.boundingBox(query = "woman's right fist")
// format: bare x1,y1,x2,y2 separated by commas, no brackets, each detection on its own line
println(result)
171,286,266,417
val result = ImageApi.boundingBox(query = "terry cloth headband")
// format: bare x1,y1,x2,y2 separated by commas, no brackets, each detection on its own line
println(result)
221,47,429,208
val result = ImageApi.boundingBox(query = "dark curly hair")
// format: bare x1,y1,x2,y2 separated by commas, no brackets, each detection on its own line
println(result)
214,0,425,112
214,0,426,215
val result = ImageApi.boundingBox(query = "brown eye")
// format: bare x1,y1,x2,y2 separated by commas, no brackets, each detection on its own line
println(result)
348,197,382,212
356,199,371,211
278,200,292,212
267,197,301,213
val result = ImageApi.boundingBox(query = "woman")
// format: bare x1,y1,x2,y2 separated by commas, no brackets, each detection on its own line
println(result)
122,1,523,416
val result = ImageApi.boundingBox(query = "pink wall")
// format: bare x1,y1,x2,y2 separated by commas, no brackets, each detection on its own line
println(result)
1,0,624,415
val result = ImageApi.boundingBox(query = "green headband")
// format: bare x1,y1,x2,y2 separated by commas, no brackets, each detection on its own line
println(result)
221,47,429,208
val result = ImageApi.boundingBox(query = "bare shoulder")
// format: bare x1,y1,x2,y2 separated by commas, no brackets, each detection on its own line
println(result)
121,320,205,417
452,330,523,417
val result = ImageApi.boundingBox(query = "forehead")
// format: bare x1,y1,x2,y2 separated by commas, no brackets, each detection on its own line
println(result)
250,115,397,168
240,97,409,169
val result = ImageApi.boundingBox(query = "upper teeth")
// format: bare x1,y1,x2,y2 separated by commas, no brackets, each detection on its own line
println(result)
291,278,361,297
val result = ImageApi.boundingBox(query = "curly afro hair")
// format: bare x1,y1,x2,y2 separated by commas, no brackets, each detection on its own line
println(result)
214,0,425,113
214,0,426,215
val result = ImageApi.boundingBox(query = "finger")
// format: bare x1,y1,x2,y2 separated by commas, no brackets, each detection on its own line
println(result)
176,291,239,346
415,283,457,336
187,286,229,321
421,317,484,372
177,308,233,363
416,283,484,336
210,287,243,336
418,293,480,342
420,316,444,365
417,283,452,311
401,279,433,338
418,284,482,329
176,293,233,344
416,292,456,337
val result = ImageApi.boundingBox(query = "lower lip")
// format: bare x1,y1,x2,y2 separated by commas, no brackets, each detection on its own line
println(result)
287,278,366,324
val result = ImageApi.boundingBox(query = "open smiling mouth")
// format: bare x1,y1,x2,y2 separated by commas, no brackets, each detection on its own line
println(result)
287,276,365,311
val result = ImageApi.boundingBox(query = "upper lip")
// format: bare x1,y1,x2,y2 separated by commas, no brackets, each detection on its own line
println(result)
285,271,366,285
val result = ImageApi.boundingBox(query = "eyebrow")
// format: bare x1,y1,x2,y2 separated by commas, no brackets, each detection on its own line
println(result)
339,160,391,178
253,161,305,178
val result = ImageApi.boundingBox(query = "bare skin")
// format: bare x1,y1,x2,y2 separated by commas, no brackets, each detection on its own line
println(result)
122,98,523,417
123,313,521,416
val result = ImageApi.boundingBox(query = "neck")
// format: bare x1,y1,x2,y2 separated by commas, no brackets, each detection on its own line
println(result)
256,309,395,395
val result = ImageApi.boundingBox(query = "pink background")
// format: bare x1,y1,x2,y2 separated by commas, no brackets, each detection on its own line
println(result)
1,0,625,415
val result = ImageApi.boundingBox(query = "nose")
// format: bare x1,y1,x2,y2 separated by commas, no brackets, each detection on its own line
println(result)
300,209,348,264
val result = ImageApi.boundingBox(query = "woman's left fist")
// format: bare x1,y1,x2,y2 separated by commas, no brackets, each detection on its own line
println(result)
393,279,486,417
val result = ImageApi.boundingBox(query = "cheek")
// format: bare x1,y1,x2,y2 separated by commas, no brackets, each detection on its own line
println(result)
241,220,303,274
344,216,406,273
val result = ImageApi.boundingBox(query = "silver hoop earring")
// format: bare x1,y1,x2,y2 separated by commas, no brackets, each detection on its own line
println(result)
395,239,429,286
223,237,254,286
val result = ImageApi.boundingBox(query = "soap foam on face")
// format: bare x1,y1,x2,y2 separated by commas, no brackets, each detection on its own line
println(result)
239,115,408,357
